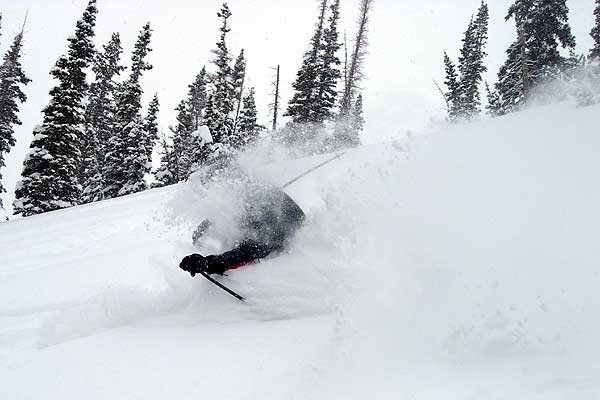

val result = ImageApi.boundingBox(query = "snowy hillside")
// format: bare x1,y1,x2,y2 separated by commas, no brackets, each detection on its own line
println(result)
1,101,600,399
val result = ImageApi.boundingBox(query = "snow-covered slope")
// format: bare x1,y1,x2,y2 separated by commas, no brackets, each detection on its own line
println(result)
1,101,600,399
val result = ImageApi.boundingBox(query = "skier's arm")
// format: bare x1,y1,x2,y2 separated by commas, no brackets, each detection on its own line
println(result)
205,241,278,274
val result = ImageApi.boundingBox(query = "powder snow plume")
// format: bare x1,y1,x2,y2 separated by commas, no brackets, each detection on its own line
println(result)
1,100,599,399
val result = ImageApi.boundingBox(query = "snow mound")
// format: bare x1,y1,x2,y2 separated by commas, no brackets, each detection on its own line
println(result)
1,101,600,399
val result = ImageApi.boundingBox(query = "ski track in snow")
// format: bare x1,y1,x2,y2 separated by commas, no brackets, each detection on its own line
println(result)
1,101,600,399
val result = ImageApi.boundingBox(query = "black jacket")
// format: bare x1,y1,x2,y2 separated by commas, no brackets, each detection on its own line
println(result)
206,187,304,272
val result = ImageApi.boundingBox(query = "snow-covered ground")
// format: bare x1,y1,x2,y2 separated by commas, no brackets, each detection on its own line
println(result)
1,101,600,399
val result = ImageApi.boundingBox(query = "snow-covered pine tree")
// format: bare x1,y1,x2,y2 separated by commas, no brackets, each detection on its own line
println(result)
314,0,342,124
528,0,576,78
153,130,176,187
0,25,30,214
494,32,532,114
81,33,125,203
144,93,159,161
443,52,461,120
234,87,262,149
485,82,502,116
206,3,234,145
188,66,208,131
333,0,373,148
338,0,373,117
285,0,328,126
13,0,97,216
170,99,194,181
232,49,246,127
494,0,576,114
103,23,153,198
457,2,489,119
351,93,364,136
441,2,489,122
591,0,600,60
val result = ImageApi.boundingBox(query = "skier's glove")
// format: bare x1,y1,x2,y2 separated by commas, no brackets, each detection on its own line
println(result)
179,254,207,277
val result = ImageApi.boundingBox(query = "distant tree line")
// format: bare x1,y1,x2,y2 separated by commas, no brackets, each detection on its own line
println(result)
441,0,600,122
0,0,376,218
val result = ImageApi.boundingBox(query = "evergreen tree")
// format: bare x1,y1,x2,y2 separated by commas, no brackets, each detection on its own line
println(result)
0,27,30,213
458,2,489,119
118,116,149,196
591,0,600,60
528,0,576,76
206,3,234,145
285,0,328,125
485,82,502,116
234,87,262,148
442,2,489,121
170,99,194,181
350,93,364,138
494,34,532,114
153,130,176,187
14,0,97,216
144,93,159,161
333,0,373,148
338,0,373,116
188,67,208,130
174,69,211,176
314,0,342,123
443,52,461,120
494,0,576,114
103,23,153,198
81,33,125,203
232,49,246,127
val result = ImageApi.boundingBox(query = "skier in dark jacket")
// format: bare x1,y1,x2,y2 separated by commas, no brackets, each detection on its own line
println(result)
179,185,305,277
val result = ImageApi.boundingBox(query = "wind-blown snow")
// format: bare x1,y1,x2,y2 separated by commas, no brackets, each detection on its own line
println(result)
1,101,599,399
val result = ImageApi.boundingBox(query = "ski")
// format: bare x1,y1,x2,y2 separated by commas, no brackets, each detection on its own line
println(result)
198,270,246,302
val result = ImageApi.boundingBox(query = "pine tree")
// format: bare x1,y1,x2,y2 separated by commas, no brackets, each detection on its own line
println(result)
339,0,373,116
153,130,176,187
14,0,97,216
232,49,246,128
188,67,208,130
206,3,234,145
350,93,364,138
591,0,600,60
81,33,125,203
144,93,159,161
314,0,342,123
494,31,533,114
528,0,576,77
485,82,502,116
458,2,489,119
494,0,576,114
285,0,328,125
443,52,461,120
0,26,30,213
234,87,262,148
333,0,373,147
170,99,194,181
103,23,153,198
442,2,489,121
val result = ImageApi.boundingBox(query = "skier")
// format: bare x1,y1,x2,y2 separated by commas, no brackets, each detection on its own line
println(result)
179,184,305,277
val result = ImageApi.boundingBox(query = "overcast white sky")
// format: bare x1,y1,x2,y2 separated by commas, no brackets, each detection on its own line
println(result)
0,0,596,212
